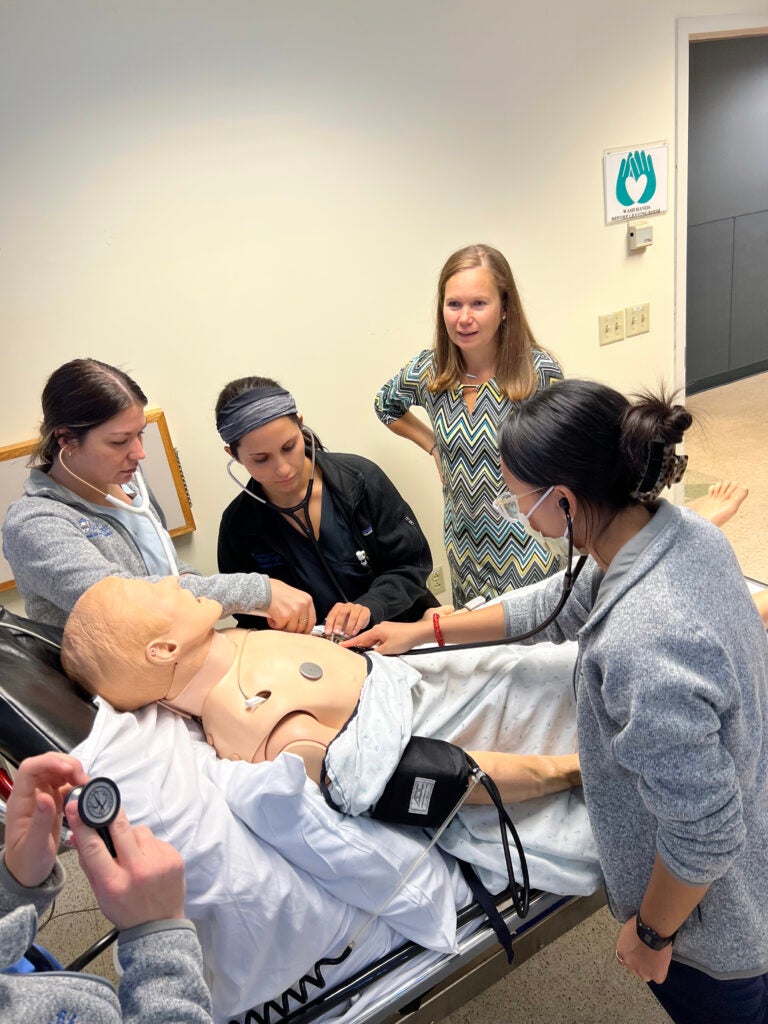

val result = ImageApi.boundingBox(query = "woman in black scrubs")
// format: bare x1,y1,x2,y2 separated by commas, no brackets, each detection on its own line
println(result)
215,377,438,638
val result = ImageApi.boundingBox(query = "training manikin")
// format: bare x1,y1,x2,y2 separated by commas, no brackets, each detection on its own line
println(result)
61,575,581,807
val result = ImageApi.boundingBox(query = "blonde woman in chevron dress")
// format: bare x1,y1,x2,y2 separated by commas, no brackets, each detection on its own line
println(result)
375,244,563,607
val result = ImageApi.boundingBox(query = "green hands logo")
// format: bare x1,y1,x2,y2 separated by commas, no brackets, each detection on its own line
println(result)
616,150,657,206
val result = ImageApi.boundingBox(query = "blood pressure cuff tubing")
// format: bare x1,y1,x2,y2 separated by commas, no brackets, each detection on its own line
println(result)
369,735,531,934
370,735,470,828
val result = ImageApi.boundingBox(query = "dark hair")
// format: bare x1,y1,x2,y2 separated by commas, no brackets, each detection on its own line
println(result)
214,375,324,456
429,243,556,400
32,358,147,470
498,379,693,527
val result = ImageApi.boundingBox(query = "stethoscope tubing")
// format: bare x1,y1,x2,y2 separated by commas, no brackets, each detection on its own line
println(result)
402,513,586,657
57,448,179,576
225,431,352,605
104,466,180,576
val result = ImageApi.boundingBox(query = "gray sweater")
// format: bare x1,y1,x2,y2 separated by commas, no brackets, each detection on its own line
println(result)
500,500,768,979
0,855,212,1023
2,470,272,626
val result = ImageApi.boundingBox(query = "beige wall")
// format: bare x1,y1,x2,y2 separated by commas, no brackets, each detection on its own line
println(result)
2,0,766,614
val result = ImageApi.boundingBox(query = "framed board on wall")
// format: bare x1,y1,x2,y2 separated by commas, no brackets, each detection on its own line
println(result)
0,408,195,592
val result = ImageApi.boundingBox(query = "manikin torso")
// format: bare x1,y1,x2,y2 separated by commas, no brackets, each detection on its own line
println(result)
166,629,369,773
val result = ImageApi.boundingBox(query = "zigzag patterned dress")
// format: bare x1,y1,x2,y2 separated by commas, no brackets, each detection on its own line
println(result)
375,348,564,606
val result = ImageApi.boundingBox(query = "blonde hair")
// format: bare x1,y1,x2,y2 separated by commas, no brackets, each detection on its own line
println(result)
429,244,551,400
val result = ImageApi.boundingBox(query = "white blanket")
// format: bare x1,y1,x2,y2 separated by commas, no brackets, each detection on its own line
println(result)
325,642,602,896
71,700,472,1023
70,638,602,1022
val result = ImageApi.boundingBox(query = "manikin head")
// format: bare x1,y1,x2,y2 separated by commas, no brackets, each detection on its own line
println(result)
61,576,222,711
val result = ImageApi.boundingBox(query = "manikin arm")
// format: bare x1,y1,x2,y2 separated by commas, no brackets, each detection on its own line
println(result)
269,714,582,803
466,751,581,804
267,713,338,785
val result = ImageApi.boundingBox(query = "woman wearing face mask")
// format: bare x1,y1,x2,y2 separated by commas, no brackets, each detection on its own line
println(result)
351,378,768,1024
375,243,564,607
2,358,314,630
215,376,438,638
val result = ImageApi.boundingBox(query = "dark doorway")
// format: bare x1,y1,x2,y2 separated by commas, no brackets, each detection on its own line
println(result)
686,35,768,394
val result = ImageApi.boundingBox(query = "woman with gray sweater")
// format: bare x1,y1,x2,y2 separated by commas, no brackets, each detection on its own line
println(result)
350,379,768,1024
2,358,315,630
1,752,212,1022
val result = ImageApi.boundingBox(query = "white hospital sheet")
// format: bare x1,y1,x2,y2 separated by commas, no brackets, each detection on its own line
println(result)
71,700,472,1023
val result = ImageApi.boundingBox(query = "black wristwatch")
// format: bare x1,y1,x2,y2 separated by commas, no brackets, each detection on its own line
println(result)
636,913,677,951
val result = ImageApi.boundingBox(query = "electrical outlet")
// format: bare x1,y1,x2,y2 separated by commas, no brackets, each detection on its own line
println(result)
625,302,650,337
427,565,445,595
598,311,625,346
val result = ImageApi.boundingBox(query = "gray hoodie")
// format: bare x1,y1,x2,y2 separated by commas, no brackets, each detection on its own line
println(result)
0,855,212,1023
500,501,768,979
2,469,272,626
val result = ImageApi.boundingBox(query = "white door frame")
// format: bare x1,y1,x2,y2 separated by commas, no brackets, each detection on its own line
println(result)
675,12,768,395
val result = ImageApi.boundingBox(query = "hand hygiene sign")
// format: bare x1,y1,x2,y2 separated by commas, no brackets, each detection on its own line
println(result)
603,142,668,224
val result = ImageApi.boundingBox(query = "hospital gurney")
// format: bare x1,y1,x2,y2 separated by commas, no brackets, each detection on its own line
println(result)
0,603,604,1024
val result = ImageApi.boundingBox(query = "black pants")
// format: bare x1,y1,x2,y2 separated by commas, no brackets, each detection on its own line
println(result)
649,960,768,1024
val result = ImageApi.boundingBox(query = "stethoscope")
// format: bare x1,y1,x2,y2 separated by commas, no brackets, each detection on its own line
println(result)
57,449,180,576
403,497,588,657
225,429,353,604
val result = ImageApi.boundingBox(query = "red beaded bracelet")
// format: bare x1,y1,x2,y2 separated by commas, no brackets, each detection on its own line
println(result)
432,613,445,647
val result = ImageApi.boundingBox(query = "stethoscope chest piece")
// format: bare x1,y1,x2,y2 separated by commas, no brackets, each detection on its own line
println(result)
66,777,121,857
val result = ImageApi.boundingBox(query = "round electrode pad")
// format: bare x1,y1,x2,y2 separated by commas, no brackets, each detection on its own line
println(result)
299,661,324,681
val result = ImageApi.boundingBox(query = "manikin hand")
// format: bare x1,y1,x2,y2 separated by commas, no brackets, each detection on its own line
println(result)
264,579,316,633
324,602,371,638
67,799,187,930
3,753,88,888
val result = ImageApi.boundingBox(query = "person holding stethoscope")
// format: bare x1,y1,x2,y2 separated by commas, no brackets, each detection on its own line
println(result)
215,375,438,638
351,378,768,1024
2,358,314,630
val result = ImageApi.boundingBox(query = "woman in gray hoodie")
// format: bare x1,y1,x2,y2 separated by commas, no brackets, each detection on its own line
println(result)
3,358,314,630
351,379,768,1024
1,751,212,1022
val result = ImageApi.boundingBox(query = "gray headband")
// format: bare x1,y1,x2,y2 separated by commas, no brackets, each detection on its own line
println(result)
216,387,298,445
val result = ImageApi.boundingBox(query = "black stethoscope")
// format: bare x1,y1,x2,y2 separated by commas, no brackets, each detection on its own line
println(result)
226,428,353,605
403,497,588,657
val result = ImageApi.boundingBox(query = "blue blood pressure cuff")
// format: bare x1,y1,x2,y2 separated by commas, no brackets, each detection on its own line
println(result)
370,736,471,828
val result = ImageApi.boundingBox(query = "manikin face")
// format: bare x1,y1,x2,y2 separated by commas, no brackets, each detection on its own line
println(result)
63,404,147,492
228,416,310,504
442,266,504,360
149,577,222,647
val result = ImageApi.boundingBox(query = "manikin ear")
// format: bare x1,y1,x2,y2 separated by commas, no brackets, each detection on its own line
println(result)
145,639,179,666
